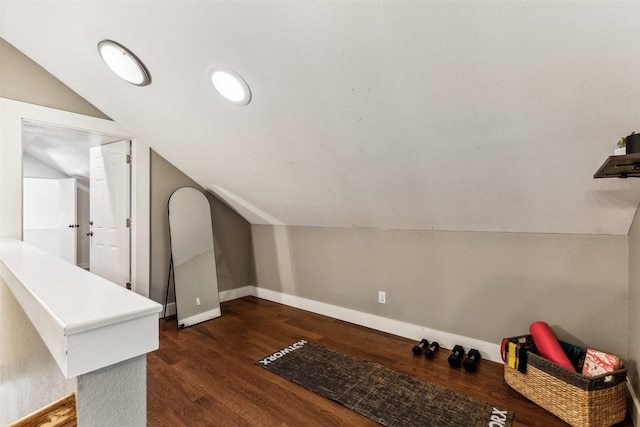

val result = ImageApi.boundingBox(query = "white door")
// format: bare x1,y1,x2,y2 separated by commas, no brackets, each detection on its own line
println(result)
23,177,77,264
89,141,131,288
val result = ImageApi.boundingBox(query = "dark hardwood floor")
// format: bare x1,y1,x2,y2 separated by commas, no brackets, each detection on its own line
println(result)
147,296,632,426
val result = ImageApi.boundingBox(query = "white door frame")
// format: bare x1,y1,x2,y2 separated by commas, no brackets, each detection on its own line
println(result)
0,98,150,298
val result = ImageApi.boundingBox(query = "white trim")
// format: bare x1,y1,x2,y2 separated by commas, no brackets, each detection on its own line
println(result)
184,285,640,415
220,286,254,303
131,141,150,298
0,237,161,378
214,285,503,363
0,98,150,299
162,302,176,318
178,308,221,328
158,286,248,318
628,379,640,427
161,288,248,318
1,98,132,238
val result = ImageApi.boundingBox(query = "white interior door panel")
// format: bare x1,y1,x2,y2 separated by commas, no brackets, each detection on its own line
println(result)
89,141,131,287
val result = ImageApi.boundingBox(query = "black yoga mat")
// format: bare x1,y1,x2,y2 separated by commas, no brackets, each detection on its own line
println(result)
257,340,514,427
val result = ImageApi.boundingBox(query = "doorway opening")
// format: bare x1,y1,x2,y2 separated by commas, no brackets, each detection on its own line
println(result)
21,121,132,287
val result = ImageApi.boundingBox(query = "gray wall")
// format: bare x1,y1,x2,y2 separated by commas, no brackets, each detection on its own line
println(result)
628,206,640,401
253,225,628,357
0,38,109,119
150,150,254,307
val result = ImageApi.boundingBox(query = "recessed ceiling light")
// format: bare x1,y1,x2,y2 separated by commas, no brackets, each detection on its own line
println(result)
97,40,151,86
210,67,251,106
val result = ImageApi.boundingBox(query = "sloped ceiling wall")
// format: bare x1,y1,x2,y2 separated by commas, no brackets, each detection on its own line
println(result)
1,1,639,234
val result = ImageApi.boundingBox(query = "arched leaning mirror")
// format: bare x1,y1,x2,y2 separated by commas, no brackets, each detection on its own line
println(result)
168,187,221,328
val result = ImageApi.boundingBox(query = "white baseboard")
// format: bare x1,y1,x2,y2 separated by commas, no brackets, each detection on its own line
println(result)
160,287,247,318
628,379,639,427
214,285,502,363
220,286,254,303
161,302,176,318
164,285,639,422
178,307,221,328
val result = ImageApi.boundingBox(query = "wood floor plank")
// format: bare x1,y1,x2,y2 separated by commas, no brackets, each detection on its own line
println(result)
148,296,632,427
9,393,76,427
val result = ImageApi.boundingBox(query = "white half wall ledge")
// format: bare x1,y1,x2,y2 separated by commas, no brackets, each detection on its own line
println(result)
0,237,162,379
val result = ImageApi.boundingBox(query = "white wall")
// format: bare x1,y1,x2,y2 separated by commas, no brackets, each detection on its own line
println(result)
0,276,77,425
23,153,68,178
22,154,92,268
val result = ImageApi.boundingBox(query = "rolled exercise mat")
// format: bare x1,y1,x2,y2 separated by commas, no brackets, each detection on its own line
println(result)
529,321,575,372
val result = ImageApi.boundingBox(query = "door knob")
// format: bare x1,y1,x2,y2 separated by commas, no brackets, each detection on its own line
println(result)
86,231,93,236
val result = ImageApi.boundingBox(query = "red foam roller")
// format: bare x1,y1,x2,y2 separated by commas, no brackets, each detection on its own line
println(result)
529,321,576,372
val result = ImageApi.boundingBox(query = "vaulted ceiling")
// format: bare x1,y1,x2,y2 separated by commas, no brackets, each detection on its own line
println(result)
2,1,640,235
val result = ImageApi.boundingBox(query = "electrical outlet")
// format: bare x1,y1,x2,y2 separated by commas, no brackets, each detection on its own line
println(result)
378,291,386,304
196,297,201,306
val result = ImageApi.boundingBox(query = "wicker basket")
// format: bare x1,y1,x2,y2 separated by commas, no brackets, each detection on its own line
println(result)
503,334,627,427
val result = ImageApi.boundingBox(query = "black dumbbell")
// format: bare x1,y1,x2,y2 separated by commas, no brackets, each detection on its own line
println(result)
412,339,429,355
463,349,481,372
424,341,439,359
447,345,465,367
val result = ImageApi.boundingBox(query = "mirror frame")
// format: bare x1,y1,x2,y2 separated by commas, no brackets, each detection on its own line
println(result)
168,187,221,328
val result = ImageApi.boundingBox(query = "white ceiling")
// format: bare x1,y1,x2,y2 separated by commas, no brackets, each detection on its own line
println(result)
22,122,122,181
2,1,640,235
